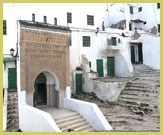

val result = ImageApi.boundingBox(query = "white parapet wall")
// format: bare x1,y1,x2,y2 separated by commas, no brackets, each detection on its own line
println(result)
64,86,113,131
19,91,61,132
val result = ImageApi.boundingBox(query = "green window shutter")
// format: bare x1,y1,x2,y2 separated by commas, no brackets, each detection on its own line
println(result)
130,6,133,14
8,68,17,89
87,15,94,25
111,37,117,46
3,20,7,35
83,36,90,47
67,12,72,23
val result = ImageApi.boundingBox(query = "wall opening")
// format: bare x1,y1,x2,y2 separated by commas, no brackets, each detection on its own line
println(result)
33,71,59,108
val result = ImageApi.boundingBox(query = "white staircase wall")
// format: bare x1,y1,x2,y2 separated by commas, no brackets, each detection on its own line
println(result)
64,87,113,131
19,91,61,132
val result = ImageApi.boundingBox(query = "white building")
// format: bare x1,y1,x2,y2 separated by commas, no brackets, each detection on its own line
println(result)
3,3,160,132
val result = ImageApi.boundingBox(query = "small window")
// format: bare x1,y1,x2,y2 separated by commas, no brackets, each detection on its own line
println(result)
67,12,72,23
111,37,117,46
83,36,90,47
3,20,7,35
54,18,57,25
158,24,160,33
130,6,134,14
157,3,160,9
32,14,35,22
138,7,142,12
44,16,47,23
87,15,94,25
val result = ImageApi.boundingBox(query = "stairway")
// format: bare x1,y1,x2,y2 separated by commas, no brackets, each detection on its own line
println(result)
118,64,160,113
6,89,19,132
54,112,95,132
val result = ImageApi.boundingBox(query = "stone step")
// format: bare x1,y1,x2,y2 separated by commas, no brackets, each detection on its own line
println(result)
119,94,160,102
74,124,92,132
134,71,160,74
6,124,19,132
7,118,19,124
108,118,127,124
121,90,159,97
82,127,95,132
55,115,83,125
136,74,160,77
55,111,94,132
124,87,159,94
7,109,19,115
55,112,79,122
58,118,85,129
118,98,159,109
62,121,89,132
127,82,160,87
134,77,160,80
7,101,18,106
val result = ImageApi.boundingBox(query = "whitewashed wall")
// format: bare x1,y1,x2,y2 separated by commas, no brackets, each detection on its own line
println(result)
135,3,160,31
140,34,160,69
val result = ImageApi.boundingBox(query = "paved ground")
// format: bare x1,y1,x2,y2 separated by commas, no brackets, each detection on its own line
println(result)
37,106,76,119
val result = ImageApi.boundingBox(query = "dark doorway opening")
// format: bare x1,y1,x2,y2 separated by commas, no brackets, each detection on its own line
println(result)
34,73,47,107
130,43,143,64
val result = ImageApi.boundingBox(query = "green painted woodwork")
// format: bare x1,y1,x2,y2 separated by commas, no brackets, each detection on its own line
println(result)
3,57,16,62
96,59,104,77
107,57,115,76
8,68,17,89
111,37,117,46
138,44,143,63
130,6,134,14
76,73,82,93
131,46,135,64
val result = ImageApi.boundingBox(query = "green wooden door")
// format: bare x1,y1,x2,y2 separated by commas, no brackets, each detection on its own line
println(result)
131,46,135,64
96,59,104,77
76,73,82,93
8,68,17,89
138,44,143,63
107,57,115,76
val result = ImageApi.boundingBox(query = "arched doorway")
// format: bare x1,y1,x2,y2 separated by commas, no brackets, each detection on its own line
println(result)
33,71,59,108
34,73,47,106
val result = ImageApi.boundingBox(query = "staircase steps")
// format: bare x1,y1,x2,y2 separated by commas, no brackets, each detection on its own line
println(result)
117,64,160,112
6,89,19,132
55,112,95,132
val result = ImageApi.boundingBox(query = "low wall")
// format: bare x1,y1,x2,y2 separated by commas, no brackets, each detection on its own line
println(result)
94,80,127,101
64,87,112,131
19,91,61,132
